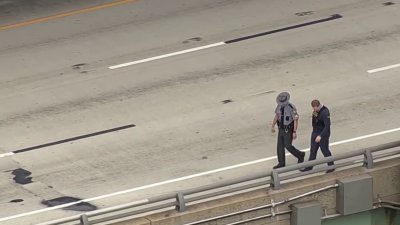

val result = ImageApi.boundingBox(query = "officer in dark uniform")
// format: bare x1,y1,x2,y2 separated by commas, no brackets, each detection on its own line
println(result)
301,99,335,173
271,92,305,169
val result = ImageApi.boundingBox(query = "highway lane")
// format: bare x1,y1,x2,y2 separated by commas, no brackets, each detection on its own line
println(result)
0,0,399,224
0,0,376,82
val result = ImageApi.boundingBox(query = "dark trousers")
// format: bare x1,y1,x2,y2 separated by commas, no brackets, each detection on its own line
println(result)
308,132,334,167
277,128,303,165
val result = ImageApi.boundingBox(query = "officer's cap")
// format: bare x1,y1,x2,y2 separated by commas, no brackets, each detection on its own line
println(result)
276,92,290,105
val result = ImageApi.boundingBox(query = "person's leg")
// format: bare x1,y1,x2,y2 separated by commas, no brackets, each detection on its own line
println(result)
320,137,334,166
283,130,305,162
301,133,320,171
274,129,286,168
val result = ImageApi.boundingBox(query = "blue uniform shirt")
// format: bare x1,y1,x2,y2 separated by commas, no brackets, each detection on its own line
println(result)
312,106,331,138
275,103,299,127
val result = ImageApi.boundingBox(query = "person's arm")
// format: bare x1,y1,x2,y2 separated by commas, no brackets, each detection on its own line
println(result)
292,106,299,139
294,119,298,132
271,114,278,133
288,103,300,137
293,119,298,139
319,110,331,139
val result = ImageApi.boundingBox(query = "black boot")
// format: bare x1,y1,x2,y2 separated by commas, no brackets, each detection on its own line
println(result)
298,152,305,163
326,169,335,173
273,164,285,169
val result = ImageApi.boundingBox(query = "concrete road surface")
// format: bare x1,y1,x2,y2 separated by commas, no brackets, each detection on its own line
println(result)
0,0,399,224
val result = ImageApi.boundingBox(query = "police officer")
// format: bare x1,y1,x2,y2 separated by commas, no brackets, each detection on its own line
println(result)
271,92,305,169
301,99,335,173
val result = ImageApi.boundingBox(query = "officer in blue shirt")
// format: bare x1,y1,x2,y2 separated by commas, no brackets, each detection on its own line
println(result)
271,92,305,169
301,99,335,173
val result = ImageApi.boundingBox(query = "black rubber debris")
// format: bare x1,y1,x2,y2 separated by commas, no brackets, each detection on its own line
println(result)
72,63,87,69
12,168,33,185
42,197,97,211
10,199,24,203
221,99,233,104
383,2,395,5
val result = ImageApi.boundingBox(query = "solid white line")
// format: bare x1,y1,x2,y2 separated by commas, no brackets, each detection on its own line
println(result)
0,201,86,222
367,63,400,73
329,127,400,146
1,127,400,222
0,199,149,223
108,42,226,69
0,152,15,158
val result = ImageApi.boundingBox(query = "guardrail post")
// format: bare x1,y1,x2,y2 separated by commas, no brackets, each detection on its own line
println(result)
176,192,187,212
271,170,281,190
80,214,90,225
363,150,374,169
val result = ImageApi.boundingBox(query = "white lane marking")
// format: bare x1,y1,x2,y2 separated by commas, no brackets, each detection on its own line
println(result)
1,127,400,222
329,127,400,146
367,63,400,73
0,152,15,157
109,42,226,69
37,199,150,225
0,199,149,223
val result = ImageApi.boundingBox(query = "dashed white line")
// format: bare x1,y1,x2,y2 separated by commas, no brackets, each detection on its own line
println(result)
108,14,342,70
367,63,400,74
109,42,225,69
1,127,400,222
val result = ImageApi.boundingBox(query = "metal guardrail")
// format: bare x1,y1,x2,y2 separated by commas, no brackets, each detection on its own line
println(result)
271,140,400,189
40,141,400,225
184,184,339,225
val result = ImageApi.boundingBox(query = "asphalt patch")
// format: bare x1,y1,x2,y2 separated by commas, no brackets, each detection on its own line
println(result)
295,11,314,16
12,168,33,185
225,14,342,44
12,124,135,154
42,197,97,211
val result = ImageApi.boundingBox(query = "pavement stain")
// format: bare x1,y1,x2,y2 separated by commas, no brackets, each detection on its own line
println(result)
182,37,202,44
11,168,33,185
252,90,276,96
42,196,97,211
